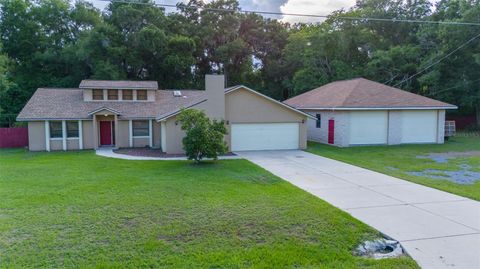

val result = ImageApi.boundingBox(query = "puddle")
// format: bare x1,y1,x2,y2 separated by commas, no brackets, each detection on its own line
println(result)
408,164,480,184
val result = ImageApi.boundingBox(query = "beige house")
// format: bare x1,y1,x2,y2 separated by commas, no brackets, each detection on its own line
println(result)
17,75,311,153
284,78,457,147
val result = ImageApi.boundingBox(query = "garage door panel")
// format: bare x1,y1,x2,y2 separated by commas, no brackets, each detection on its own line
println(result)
401,111,437,143
349,111,388,145
231,123,299,151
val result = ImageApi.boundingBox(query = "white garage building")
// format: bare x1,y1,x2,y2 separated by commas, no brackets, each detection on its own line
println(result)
284,78,457,147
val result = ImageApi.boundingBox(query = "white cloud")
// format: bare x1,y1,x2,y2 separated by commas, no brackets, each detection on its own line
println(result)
280,0,356,24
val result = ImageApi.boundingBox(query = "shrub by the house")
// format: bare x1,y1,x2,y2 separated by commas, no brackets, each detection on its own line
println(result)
177,109,227,162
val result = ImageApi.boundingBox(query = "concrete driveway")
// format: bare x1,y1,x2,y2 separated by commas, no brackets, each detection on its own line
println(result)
237,150,480,269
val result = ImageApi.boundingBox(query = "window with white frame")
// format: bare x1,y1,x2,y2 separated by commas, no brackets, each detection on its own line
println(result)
316,114,321,128
132,120,149,137
67,121,79,138
49,121,63,138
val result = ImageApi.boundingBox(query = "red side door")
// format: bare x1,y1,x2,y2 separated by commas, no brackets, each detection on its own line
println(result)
328,119,335,144
100,121,112,146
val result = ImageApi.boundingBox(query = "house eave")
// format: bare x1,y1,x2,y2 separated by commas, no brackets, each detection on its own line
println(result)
297,106,458,111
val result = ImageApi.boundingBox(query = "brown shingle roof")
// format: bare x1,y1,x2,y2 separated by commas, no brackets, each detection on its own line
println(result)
284,78,456,109
17,88,205,120
79,80,158,90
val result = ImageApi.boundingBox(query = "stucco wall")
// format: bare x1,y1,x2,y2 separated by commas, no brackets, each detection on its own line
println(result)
116,120,129,148
225,88,308,149
50,140,62,151
67,139,79,150
27,121,46,151
153,121,161,148
133,137,149,147
82,120,94,149
163,116,185,154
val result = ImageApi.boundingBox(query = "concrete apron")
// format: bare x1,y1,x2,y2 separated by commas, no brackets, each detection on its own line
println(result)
237,150,480,269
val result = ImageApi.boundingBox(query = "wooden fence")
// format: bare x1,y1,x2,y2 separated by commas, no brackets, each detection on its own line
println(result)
0,127,28,148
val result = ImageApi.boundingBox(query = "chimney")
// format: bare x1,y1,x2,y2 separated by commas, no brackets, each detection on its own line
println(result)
205,75,225,120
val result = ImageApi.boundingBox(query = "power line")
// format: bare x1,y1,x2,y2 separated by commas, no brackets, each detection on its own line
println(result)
393,32,480,87
426,78,480,97
97,0,480,26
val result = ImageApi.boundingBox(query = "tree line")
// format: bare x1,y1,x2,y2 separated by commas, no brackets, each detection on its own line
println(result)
0,0,479,127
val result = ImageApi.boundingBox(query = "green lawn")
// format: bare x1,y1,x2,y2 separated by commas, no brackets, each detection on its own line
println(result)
307,137,480,201
0,149,417,268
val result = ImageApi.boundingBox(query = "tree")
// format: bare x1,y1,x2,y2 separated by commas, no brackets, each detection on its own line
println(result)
177,109,228,162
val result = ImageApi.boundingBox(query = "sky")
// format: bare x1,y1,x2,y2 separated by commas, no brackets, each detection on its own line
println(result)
88,0,358,23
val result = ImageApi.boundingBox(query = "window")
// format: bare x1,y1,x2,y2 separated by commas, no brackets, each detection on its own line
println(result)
316,114,321,128
122,90,133,100
67,121,79,138
92,89,104,100
133,120,149,137
50,121,62,138
137,90,147,100
108,89,118,100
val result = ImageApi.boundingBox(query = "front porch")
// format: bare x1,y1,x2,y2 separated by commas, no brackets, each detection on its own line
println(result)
89,107,156,150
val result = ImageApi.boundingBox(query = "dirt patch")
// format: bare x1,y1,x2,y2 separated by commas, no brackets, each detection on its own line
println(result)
408,164,480,184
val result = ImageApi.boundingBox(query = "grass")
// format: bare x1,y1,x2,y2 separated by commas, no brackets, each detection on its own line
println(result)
307,137,480,201
0,149,418,268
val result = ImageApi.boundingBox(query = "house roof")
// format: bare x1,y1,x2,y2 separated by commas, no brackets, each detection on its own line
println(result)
79,80,158,90
17,84,313,122
283,78,457,110
17,88,205,121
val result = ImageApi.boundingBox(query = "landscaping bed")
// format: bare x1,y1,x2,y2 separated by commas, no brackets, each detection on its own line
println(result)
0,149,417,268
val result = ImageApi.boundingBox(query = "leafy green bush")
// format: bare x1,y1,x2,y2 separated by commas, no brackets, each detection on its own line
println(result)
177,109,228,162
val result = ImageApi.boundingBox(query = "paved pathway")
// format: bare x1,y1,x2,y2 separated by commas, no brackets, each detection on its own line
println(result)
95,148,241,160
237,150,480,269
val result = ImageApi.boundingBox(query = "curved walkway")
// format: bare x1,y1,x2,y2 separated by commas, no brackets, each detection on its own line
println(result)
237,150,480,269
95,147,242,160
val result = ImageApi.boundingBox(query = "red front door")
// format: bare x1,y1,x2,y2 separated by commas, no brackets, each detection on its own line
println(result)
100,121,112,146
328,119,335,144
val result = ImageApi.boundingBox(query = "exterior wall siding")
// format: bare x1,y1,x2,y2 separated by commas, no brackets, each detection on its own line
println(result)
387,111,402,145
82,121,94,149
225,88,308,150
437,110,446,144
50,140,63,151
116,120,129,148
164,116,186,154
133,137,149,148
304,109,446,147
153,121,161,148
27,122,46,151
305,110,348,147
67,139,80,150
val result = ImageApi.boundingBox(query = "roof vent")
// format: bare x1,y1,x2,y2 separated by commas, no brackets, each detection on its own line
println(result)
173,90,182,97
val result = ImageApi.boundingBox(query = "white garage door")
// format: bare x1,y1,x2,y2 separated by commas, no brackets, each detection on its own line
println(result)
401,111,438,143
349,111,388,145
231,123,299,151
